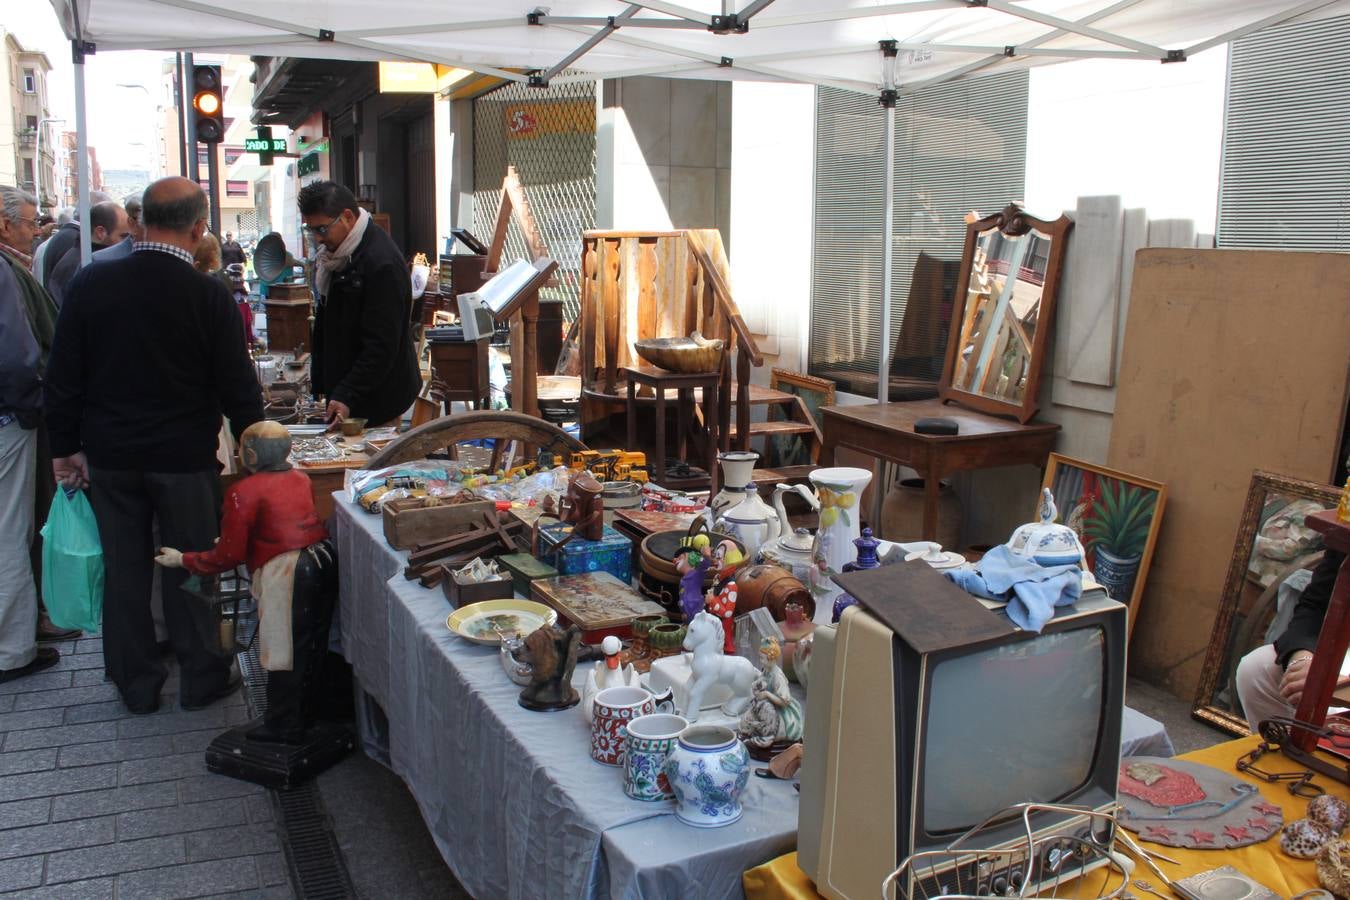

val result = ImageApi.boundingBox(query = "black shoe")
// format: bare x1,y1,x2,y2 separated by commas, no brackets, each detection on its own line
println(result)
181,672,242,711
0,647,60,683
125,697,162,715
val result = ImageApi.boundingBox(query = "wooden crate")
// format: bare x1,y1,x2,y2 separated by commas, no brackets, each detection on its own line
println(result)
382,498,496,550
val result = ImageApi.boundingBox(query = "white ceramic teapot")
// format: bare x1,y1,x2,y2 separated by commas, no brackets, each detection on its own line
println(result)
713,486,780,561
758,483,820,580
1008,488,1086,567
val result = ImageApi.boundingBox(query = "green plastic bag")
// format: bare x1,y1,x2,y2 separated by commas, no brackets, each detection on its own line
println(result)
40,489,104,632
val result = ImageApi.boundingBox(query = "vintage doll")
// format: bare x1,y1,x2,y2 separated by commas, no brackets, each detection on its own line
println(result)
738,637,803,751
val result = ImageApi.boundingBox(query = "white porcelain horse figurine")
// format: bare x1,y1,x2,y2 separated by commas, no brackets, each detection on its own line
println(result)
683,611,758,722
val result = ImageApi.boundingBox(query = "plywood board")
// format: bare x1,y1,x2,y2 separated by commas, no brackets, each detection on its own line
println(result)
1107,248,1350,699
1058,196,1123,387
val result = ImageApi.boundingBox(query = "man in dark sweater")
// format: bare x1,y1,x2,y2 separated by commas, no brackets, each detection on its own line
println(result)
298,182,420,428
45,176,264,714
1236,548,1349,730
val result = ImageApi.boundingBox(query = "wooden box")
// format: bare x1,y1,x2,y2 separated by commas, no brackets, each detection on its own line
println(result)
499,553,559,598
264,284,313,354
382,498,495,550
536,523,633,583
442,571,514,608
530,572,666,642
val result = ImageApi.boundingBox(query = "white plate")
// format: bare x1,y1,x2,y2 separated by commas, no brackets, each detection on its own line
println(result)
904,549,967,569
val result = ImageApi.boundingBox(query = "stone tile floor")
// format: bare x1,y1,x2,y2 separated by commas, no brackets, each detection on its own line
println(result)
0,637,293,899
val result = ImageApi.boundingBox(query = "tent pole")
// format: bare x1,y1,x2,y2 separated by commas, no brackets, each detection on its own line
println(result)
176,52,188,176
877,107,895,407
74,41,92,267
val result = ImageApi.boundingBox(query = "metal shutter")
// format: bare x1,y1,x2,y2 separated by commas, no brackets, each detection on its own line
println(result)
810,73,1028,399
1218,14,1350,250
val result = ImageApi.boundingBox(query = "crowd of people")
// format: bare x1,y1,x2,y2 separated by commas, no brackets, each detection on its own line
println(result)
1,176,420,725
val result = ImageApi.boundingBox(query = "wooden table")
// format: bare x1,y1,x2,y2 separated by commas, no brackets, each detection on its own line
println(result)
624,365,721,495
820,399,1059,541
429,337,492,410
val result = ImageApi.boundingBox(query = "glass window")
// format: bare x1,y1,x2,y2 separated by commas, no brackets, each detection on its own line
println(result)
226,180,249,197
26,115,37,130
23,70,36,93
197,148,209,167
224,147,243,165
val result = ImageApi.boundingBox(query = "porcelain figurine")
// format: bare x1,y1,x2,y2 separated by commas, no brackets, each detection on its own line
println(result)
580,635,640,722
738,637,803,752
779,600,815,684
664,724,751,828
676,539,713,623
682,611,758,722
517,624,584,712
1008,488,1086,567
155,420,332,745
704,540,745,653
842,527,881,572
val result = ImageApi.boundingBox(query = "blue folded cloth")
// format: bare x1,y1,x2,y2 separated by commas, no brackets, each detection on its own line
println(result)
944,544,1082,633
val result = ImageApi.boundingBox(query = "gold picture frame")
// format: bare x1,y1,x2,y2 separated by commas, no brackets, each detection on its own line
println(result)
1191,470,1340,736
766,368,834,468
1041,453,1168,641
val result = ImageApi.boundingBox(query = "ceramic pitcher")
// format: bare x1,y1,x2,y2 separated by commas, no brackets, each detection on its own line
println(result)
806,467,872,623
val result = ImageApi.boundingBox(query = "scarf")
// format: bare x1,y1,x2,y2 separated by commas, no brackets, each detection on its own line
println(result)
0,241,33,270
313,208,371,298
0,245,58,370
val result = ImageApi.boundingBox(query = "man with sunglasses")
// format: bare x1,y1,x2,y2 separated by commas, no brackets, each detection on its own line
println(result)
298,182,419,430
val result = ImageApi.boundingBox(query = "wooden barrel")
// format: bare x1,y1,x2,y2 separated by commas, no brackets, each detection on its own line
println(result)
732,564,814,622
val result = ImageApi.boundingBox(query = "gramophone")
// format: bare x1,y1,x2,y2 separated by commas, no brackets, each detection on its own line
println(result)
256,233,314,355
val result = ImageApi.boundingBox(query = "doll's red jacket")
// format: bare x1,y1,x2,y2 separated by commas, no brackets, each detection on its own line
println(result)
181,468,328,575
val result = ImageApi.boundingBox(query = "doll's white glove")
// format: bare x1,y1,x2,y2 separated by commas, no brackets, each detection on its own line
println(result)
155,547,184,568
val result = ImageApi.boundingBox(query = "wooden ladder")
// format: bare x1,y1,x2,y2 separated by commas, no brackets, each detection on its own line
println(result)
717,383,821,483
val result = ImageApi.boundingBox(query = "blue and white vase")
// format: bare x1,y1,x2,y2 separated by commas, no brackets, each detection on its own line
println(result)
664,725,750,827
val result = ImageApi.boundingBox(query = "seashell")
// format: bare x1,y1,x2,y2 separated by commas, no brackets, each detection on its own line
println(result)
1282,818,1334,859
1309,795,1350,835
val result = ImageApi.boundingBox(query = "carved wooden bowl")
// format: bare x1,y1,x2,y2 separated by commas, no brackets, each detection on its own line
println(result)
633,335,724,374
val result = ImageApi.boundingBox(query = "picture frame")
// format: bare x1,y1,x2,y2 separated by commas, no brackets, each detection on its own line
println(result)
1191,470,1340,736
1041,453,1168,641
766,368,835,468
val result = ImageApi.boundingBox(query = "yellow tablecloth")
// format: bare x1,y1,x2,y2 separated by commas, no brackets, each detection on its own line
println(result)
744,735,1344,898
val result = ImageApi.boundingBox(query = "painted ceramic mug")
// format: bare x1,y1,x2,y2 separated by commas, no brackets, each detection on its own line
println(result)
623,713,688,801
591,686,674,766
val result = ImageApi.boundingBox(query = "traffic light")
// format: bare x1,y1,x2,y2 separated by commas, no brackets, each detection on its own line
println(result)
191,64,224,143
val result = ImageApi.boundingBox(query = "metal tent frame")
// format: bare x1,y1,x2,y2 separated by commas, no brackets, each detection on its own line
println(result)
48,0,1350,397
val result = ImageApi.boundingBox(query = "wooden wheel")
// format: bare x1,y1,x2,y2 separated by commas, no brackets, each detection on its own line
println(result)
364,410,588,469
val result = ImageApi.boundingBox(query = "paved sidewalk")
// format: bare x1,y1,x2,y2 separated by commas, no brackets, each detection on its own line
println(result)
0,636,294,899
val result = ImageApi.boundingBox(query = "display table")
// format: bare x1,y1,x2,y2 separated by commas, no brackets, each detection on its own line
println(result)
819,399,1060,540
331,494,799,900
743,734,1338,899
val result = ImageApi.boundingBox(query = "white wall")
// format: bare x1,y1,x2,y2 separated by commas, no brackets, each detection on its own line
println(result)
1024,50,1228,233
728,81,815,374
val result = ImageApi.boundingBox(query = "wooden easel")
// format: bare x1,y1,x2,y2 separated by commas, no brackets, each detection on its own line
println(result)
482,166,556,420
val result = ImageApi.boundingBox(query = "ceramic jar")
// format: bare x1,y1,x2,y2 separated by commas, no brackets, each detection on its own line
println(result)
1008,488,1086,567
647,623,687,660
664,724,751,827
711,451,759,517
624,713,688,801
591,686,674,766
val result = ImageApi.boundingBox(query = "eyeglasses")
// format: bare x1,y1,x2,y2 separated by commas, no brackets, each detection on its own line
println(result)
13,217,38,228
303,220,339,237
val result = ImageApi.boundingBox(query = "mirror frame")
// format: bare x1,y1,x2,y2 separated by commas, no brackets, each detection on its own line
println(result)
938,203,1073,423
1191,470,1342,736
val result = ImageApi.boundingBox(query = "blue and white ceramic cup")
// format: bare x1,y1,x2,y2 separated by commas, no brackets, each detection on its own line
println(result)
623,713,687,801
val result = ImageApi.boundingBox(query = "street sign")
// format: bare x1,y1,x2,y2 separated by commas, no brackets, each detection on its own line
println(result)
243,137,287,153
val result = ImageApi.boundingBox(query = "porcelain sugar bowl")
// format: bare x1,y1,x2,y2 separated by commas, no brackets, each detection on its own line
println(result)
663,724,751,827
1007,488,1086,568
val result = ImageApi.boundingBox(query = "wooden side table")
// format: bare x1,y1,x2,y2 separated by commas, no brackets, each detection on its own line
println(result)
429,337,492,410
623,366,720,494
820,398,1060,541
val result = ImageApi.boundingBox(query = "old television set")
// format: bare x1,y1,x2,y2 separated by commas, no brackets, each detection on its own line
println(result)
798,562,1126,900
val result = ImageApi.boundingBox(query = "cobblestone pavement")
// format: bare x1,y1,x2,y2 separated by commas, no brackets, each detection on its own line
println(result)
0,637,295,899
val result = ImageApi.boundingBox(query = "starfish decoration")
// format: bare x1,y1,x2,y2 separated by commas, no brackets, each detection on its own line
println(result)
1223,825,1251,842
1187,828,1216,845
1254,801,1282,818
1247,817,1272,831
1142,825,1177,842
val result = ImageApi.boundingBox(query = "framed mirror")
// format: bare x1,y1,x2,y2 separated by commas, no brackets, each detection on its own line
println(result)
939,204,1073,423
1191,470,1341,736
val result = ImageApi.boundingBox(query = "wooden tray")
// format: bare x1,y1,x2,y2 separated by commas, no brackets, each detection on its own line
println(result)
531,572,665,642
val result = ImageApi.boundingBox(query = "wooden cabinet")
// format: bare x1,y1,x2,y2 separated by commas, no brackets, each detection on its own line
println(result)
429,337,492,410
264,283,313,354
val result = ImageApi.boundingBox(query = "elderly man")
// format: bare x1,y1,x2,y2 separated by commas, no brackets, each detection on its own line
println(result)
45,176,264,714
48,201,135,307
0,189,61,682
298,181,420,429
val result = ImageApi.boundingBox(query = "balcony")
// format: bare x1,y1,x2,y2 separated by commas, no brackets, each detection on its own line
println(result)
17,130,36,148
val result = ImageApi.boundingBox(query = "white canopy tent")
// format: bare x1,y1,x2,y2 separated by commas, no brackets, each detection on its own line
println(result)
46,0,1350,397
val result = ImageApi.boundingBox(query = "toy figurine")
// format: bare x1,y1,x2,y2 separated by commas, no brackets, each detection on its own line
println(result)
682,611,757,722
705,540,744,653
738,637,803,753
560,469,605,542
579,634,640,722
155,421,333,745
676,536,713,624
518,624,584,711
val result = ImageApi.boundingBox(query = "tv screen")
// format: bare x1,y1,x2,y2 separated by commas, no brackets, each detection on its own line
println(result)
922,626,1105,836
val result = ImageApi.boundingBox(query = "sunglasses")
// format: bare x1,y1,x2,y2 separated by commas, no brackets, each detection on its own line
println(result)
303,219,341,237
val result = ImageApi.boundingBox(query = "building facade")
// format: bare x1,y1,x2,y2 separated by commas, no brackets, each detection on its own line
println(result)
2,29,57,208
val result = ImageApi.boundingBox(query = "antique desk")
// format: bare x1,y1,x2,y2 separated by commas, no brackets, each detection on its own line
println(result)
820,399,1060,541
429,336,492,410
744,734,1339,899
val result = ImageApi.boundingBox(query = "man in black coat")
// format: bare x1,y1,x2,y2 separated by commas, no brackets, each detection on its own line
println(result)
298,181,420,428
45,176,264,714
1236,548,1348,730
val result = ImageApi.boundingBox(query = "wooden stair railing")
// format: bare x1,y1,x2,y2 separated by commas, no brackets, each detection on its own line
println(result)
578,228,764,455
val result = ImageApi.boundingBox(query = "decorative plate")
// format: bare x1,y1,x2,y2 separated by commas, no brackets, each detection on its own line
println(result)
904,549,967,570
447,599,557,647
1118,756,1283,849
